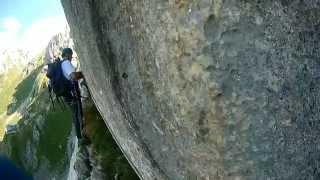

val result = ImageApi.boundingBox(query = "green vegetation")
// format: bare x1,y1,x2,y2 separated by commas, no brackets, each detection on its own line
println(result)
84,102,139,180
2,75,72,176
0,67,23,114
7,66,43,115
2,55,72,175
0,55,44,114
38,107,72,169
1,54,139,179
4,119,33,172
0,68,23,138
0,56,45,138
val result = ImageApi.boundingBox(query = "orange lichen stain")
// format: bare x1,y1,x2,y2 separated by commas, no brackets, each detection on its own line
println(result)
175,0,188,9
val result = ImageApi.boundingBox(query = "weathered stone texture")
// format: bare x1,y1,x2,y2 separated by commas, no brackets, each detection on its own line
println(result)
61,0,320,179
44,28,73,64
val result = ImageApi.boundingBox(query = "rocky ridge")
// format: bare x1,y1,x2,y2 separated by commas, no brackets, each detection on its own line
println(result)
0,49,31,75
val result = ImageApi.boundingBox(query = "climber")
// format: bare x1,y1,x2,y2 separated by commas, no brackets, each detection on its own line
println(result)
60,48,85,140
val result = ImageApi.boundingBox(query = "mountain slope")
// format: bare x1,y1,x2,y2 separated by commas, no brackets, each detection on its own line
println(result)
1,35,139,179
0,61,72,179
0,56,40,139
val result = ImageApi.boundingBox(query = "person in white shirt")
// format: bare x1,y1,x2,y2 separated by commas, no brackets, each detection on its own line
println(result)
61,48,83,81
61,48,85,140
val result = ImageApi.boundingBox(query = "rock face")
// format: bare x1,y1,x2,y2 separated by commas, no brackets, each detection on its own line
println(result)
0,49,30,74
44,27,73,64
61,0,320,179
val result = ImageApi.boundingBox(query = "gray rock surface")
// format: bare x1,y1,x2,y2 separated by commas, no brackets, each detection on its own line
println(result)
61,0,320,179
74,145,92,180
44,27,74,64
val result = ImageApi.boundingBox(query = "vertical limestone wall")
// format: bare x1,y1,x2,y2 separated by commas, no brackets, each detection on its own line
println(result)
61,0,320,179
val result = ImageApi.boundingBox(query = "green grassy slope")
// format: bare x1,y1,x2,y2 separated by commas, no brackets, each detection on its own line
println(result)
0,68,24,139
38,108,72,169
2,66,73,178
1,58,139,179
84,101,140,180
0,67,23,114
0,56,43,138
4,90,72,172
7,66,43,115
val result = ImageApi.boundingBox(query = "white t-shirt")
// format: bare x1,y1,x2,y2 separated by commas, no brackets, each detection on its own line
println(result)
61,60,75,80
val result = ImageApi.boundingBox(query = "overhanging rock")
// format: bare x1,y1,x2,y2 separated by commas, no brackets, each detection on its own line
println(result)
61,0,320,179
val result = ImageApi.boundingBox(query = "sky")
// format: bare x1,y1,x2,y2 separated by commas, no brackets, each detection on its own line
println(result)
0,0,67,55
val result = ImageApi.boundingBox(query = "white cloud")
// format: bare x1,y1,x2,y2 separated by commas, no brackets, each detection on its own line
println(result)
0,32,17,51
0,17,21,51
20,16,67,55
0,16,67,56
3,17,21,33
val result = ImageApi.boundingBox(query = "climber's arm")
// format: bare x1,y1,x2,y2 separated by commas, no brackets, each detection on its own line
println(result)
70,71,84,80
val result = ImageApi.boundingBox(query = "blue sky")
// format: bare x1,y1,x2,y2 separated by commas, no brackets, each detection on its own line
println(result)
0,0,67,54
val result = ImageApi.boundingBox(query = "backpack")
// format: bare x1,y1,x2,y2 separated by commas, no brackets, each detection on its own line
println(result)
46,59,73,109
